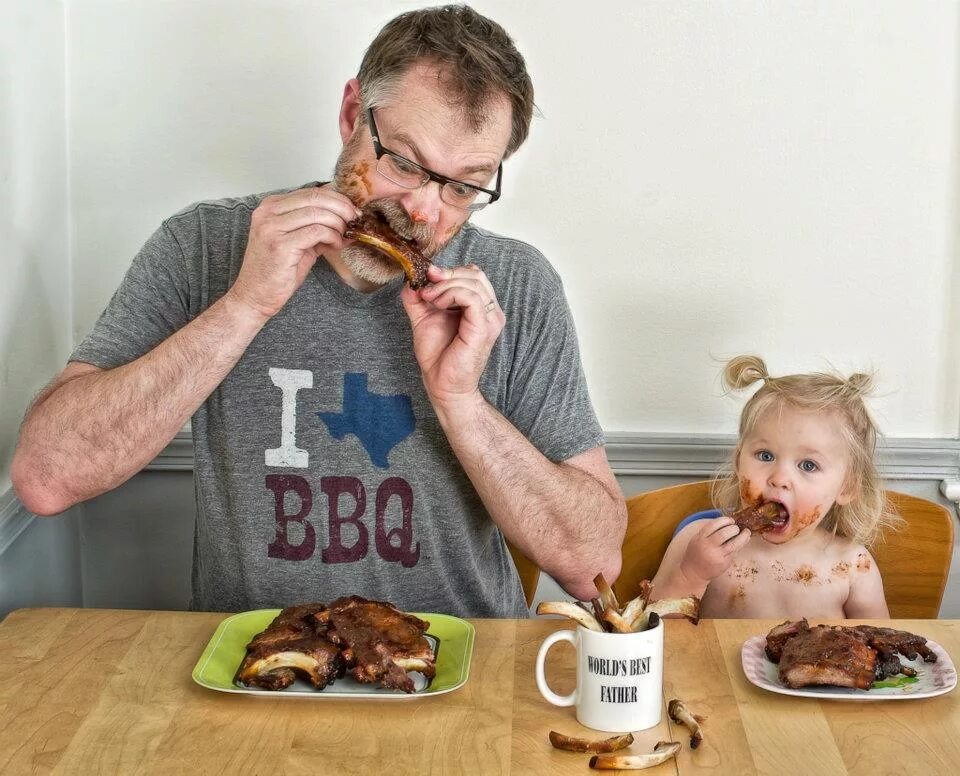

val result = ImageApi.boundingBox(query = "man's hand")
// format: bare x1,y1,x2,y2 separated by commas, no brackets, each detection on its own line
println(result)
401,263,505,408
679,517,751,585
229,186,361,319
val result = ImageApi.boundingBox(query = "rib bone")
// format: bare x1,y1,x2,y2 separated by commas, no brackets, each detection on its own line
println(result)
632,595,701,630
601,606,635,634
590,741,682,770
549,731,634,753
594,573,620,612
536,601,604,632
238,650,333,689
668,698,705,749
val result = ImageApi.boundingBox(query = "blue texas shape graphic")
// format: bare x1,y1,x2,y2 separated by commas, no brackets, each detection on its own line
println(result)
317,373,415,469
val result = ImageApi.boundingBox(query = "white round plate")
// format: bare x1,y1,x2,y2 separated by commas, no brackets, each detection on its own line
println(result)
741,633,957,700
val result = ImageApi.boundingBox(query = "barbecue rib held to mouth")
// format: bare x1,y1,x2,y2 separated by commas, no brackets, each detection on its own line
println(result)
344,210,432,289
732,501,788,533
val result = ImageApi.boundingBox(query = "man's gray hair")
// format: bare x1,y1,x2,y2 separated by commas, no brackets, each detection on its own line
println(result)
357,4,535,158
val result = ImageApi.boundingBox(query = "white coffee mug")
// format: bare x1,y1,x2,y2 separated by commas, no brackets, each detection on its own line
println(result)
535,616,664,733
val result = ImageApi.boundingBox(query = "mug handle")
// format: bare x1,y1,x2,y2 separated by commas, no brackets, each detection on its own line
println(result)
535,629,577,707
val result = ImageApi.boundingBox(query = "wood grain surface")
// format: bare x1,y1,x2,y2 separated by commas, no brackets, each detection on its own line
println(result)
0,609,956,775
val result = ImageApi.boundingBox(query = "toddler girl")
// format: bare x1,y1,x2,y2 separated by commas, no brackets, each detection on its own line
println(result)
651,355,901,618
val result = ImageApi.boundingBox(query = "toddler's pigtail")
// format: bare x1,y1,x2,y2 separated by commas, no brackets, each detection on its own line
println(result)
845,372,874,396
722,355,769,392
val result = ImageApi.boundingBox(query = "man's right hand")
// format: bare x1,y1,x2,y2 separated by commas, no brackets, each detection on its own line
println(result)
228,186,362,318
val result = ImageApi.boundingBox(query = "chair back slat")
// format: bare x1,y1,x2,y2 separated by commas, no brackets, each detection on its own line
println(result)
875,491,954,618
507,541,540,607
614,481,713,602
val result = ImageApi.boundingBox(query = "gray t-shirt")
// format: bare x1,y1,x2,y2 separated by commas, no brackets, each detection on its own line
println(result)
72,183,605,617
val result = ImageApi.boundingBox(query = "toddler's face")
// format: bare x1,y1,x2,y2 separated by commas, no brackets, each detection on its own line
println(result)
736,405,853,545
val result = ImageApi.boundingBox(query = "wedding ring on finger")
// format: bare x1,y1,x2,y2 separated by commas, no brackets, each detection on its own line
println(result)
484,300,497,313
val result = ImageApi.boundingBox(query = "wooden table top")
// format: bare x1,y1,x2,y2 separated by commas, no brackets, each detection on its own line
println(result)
0,609,957,775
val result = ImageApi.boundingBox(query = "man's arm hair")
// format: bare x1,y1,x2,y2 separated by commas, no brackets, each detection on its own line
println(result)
434,394,627,601
11,290,268,515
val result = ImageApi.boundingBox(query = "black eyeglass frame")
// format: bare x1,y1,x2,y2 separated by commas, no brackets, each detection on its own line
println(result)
366,108,502,211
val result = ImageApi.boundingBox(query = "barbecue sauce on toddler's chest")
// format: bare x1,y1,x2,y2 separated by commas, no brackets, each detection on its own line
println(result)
702,555,852,618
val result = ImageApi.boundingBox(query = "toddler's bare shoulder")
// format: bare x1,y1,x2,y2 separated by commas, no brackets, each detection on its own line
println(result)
824,535,876,571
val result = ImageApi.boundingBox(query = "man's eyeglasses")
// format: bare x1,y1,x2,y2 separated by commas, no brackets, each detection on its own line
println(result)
366,108,502,212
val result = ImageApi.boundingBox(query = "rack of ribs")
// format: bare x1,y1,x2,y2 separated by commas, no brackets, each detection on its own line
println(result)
237,597,436,693
845,625,938,663
764,619,937,690
237,603,342,690
319,596,437,693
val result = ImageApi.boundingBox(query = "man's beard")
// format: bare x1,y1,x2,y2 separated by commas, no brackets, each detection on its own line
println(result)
332,141,465,287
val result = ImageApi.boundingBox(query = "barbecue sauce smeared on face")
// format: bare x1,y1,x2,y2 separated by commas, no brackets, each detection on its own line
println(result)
739,478,760,506
794,506,821,531
340,161,374,206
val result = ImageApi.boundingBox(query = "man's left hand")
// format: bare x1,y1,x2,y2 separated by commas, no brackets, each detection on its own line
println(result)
401,263,504,409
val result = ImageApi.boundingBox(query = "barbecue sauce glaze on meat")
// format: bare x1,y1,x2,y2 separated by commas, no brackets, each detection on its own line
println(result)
320,596,437,692
344,210,431,289
778,626,877,689
764,618,938,690
238,597,436,693
732,501,788,533
237,603,342,690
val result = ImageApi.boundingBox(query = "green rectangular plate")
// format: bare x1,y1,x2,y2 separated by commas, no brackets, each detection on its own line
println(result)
192,609,474,699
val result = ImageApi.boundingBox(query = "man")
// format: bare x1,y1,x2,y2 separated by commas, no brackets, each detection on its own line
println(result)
12,5,625,617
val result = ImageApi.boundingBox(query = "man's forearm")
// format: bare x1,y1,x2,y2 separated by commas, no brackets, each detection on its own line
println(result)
13,291,268,513
433,392,626,601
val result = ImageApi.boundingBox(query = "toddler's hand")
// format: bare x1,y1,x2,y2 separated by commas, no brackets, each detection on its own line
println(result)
679,517,751,584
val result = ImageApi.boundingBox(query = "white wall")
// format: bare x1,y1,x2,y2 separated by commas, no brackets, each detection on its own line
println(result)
64,0,960,440
0,0,71,493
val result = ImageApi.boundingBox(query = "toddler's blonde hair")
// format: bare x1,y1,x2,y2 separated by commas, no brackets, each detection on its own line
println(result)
712,355,902,546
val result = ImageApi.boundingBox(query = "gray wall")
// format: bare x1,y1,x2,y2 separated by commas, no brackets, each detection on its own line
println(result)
0,505,83,616
78,471,195,611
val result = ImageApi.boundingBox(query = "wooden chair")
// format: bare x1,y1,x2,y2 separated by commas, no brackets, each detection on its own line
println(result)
612,481,714,604
613,480,955,618
507,542,540,608
878,491,955,617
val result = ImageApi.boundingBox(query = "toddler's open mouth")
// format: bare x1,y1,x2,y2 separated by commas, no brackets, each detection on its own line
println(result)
762,500,791,532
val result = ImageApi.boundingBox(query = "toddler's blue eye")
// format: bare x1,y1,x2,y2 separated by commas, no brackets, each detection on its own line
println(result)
799,459,819,472
756,450,774,462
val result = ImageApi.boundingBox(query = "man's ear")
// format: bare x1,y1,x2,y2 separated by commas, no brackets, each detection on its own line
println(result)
339,78,363,144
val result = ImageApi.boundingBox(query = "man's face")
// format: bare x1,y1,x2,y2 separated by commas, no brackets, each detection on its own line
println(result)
333,63,512,286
